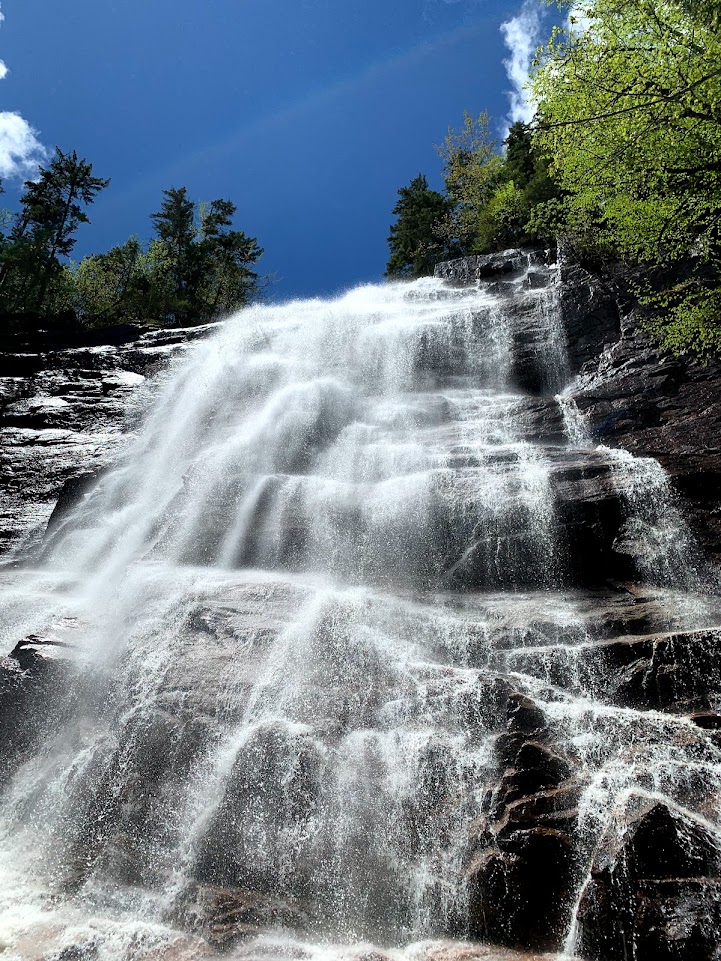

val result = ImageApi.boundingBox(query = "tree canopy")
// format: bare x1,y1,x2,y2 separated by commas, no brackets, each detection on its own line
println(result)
385,174,454,278
531,0,721,353
385,117,559,277
0,149,109,314
386,0,721,355
0,158,265,329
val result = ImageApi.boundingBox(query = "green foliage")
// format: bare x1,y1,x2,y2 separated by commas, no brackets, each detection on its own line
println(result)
0,171,265,329
474,181,527,252
195,198,264,320
0,149,109,314
55,237,153,325
644,283,721,356
531,0,721,353
428,116,560,257
146,189,263,325
435,111,505,251
385,117,560,274
385,174,455,278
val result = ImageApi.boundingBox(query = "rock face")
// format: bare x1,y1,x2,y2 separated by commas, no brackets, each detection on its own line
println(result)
0,322,218,553
431,250,721,960
467,691,581,951
576,802,721,961
0,256,720,961
558,261,721,567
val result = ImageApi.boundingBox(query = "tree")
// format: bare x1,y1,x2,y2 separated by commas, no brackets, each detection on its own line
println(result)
149,186,199,324
196,199,264,317
435,111,505,253
58,237,151,325
385,174,454,278
531,0,721,352
0,149,109,313
149,188,263,324
470,123,561,252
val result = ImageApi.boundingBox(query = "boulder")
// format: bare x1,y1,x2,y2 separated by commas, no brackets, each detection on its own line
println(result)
576,801,721,961
467,693,583,952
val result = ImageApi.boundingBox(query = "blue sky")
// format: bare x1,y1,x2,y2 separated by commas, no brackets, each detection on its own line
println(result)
0,0,552,298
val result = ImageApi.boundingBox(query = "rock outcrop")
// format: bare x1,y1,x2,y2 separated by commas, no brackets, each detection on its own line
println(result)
432,250,721,961
1,255,720,961
576,802,721,961
0,322,218,554
560,261,721,567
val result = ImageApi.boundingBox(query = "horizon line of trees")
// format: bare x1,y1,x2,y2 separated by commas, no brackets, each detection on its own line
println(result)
0,148,264,329
386,0,721,356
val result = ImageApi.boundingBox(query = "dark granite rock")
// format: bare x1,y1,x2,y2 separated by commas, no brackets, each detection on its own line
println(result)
173,881,307,948
467,693,583,952
564,278,721,567
558,260,622,375
434,251,528,286
576,801,721,961
0,322,219,555
0,643,78,786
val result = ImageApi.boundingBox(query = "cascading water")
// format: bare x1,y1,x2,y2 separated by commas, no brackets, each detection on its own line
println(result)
0,253,719,961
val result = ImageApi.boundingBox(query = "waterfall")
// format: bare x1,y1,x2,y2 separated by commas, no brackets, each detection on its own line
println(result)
0,255,719,961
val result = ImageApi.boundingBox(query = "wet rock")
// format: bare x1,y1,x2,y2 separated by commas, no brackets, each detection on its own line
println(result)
434,250,538,286
62,703,215,889
0,646,78,785
557,260,622,374
467,694,583,952
689,710,721,730
193,721,325,892
567,292,721,567
44,468,106,540
576,801,721,961
174,881,307,948
584,629,721,713
0,322,218,555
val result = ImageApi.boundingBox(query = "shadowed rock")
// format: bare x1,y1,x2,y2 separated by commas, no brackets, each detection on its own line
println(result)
576,801,721,961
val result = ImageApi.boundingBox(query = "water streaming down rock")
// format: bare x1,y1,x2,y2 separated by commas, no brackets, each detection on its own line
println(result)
0,252,719,961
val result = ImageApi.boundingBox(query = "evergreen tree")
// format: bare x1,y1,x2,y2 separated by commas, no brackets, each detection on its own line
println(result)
0,149,109,313
197,199,264,317
385,175,453,278
149,186,199,324
149,187,263,325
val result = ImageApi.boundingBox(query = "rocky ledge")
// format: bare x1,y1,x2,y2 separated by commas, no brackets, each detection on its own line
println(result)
436,250,721,567
0,321,218,555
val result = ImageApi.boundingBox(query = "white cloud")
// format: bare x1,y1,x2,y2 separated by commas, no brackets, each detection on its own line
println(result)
0,112,47,180
0,3,48,179
500,0,544,131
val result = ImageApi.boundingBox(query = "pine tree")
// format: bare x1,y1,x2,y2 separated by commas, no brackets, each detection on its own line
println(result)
150,188,263,325
0,149,109,313
385,175,453,278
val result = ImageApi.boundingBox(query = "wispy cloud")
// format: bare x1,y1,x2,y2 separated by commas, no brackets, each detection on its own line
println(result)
500,0,543,131
0,1,47,179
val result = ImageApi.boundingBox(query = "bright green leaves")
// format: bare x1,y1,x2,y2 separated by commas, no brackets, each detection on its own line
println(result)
531,0,721,353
